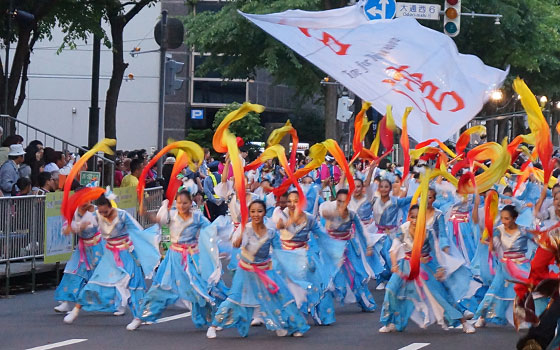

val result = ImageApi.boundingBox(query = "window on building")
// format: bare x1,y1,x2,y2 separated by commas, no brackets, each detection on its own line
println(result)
192,80,247,104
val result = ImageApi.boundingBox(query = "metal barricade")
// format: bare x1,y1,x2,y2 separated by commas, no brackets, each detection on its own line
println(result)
0,195,45,263
0,187,163,295
0,195,45,295
137,187,164,228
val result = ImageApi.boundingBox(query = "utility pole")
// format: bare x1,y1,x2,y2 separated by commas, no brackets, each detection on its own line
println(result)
324,80,338,140
3,0,14,116
88,19,101,152
157,10,168,174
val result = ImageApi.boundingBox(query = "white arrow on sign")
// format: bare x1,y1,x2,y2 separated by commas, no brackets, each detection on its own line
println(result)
367,0,390,19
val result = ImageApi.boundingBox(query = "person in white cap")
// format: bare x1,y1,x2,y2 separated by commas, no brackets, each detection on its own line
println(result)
0,144,25,196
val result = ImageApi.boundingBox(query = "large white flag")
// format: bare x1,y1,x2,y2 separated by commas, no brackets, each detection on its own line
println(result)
240,5,508,142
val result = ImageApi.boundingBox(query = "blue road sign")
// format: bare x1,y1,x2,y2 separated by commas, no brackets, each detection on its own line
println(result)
364,0,396,20
190,109,204,120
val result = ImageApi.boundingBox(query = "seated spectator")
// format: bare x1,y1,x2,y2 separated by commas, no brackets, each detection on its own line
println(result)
44,150,66,173
114,159,124,187
122,158,132,176
0,144,25,196
0,134,24,166
35,172,56,195
19,140,44,179
12,177,31,196
120,158,143,187
162,156,175,191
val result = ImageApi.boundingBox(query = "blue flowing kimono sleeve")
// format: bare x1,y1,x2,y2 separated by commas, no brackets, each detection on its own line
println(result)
199,216,223,286
427,231,441,270
396,196,413,209
433,213,450,250
123,211,161,279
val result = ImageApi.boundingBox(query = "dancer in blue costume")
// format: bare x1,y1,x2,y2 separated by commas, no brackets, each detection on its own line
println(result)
320,189,377,312
372,179,412,289
213,155,258,271
127,190,223,331
343,166,388,285
474,205,535,328
64,195,160,330
273,191,336,325
379,205,476,334
301,175,324,216
445,194,479,264
206,200,310,338
54,200,103,313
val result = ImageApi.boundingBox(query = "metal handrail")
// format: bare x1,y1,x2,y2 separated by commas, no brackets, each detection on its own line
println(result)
0,114,114,163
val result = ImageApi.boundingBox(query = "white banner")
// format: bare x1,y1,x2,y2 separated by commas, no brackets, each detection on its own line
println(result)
240,5,508,142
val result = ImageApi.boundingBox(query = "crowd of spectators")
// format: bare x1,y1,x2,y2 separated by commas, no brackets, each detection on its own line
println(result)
0,127,76,197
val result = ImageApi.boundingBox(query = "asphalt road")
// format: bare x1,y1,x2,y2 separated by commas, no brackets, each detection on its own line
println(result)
1,289,519,350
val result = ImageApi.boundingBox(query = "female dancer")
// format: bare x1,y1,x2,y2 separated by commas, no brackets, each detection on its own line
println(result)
274,191,336,325
474,205,534,327
372,178,412,289
445,193,479,264
379,205,475,333
54,199,102,313
320,189,377,312
206,200,309,338
64,195,160,330
127,190,222,331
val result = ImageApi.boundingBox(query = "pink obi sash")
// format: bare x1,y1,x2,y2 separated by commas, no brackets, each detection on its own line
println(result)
76,233,101,272
169,242,199,266
238,259,279,294
327,225,355,241
449,212,470,247
280,240,308,250
502,252,530,280
106,237,132,268
377,225,396,234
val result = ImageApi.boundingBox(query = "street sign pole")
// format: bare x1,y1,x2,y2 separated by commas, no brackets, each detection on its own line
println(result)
157,10,168,175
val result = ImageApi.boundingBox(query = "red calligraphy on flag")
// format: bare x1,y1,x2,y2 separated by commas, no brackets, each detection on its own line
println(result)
382,65,465,125
298,27,351,56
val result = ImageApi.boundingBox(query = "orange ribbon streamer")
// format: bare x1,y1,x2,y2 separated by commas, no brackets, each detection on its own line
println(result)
514,78,553,185
350,102,372,164
482,190,499,242
250,145,306,212
137,140,203,212
407,169,430,281
267,120,299,172
323,139,355,205
61,138,116,224
399,107,413,185
166,150,193,206
64,187,106,225
455,125,486,157
456,139,511,195
272,142,328,197
212,102,265,230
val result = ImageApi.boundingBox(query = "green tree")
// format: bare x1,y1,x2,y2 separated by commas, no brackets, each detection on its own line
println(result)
290,108,325,145
0,0,105,118
185,0,349,100
185,128,214,150
422,0,560,96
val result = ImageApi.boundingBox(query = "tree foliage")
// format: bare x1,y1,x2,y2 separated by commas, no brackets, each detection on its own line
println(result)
0,0,107,118
421,0,560,96
185,0,348,100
